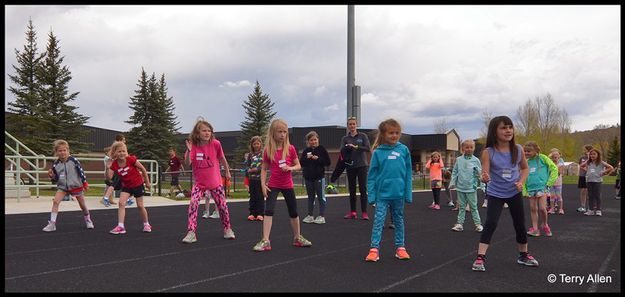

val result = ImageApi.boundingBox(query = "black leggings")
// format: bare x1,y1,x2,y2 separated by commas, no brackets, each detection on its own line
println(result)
587,182,602,210
347,166,368,213
479,193,527,245
264,187,298,218
248,179,264,216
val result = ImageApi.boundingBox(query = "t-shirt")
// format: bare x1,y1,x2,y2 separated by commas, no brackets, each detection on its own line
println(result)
263,145,298,189
168,156,182,173
190,139,224,190
110,155,144,188
426,159,445,181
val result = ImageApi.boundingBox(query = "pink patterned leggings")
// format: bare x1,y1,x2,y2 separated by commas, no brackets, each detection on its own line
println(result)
187,184,231,232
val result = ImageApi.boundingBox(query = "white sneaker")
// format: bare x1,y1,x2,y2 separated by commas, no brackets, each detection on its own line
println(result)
475,224,484,232
482,201,488,208
182,231,197,243
584,210,596,216
447,201,455,207
451,224,463,232
503,203,509,208
42,221,56,232
85,219,94,229
595,210,603,216
223,228,235,239
202,211,210,219
209,211,220,219
302,215,315,223
314,216,326,224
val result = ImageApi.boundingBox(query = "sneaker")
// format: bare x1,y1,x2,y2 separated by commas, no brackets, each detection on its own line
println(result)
302,215,315,223
584,210,596,216
548,208,555,214
388,224,396,229
482,201,488,208
395,247,411,260
143,224,152,233
127,198,134,206
526,227,540,237
451,206,459,211
365,248,379,262
517,253,539,267
202,211,210,219
447,201,455,207
247,215,256,221
503,203,509,208
361,212,370,220
101,198,111,207
314,216,326,224
343,211,357,219
42,221,56,232
109,225,126,235
256,215,264,221
472,255,486,271
182,231,197,243
475,224,484,232
223,228,236,239
433,204,441,210
451,223,464,232
542,224,552,237
558,209,565,215
85,219,94,229
595,210,602,216
293,235,312,247
253,239,271,251
616,195,621,200
576,206,586,212
427,203,436,209
209,211,220,219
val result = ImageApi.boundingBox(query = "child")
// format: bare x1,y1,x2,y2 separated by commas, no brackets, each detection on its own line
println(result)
615,160,621,200
165,148,185,197
253,119,312,251
523,141,558,237
471,116,537,272
576,145,594,212
450,139,483,232
580,148,614,216
300,131,331,224
365,119,412,262
426,151,445,210
182,118,235,243
107,141,152,234
201,192,219,219
548,150,565,214
43,140,94,232
443,168,455,207
101,146,117,207
245,136,265,221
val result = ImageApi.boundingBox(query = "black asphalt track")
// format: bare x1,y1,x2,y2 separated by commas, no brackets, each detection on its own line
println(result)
4,184,621,292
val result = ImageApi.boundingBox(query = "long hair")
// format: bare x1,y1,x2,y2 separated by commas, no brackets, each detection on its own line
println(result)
485,115,519,165
523,141,541,155
372,118,401,151
264,119,290,162
188,117,215,146
249,135,263,154
589,148,603,165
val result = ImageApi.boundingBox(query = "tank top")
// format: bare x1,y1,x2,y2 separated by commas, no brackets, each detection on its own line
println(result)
486,144,522,199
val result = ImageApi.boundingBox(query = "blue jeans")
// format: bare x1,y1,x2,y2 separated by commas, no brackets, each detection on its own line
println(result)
370,199,405,249
305,178,326,216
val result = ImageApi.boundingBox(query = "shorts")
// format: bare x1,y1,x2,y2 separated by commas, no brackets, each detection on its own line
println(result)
170,174,180,186
106,173,122,190
122,185,145,198
577,176,587,188
549,185,562,196
57,189,83,197
431,180,442,189
525,189,546,198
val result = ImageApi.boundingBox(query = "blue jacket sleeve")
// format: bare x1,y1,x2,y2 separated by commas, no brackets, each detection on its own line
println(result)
367,151,379,204
405,147,413,203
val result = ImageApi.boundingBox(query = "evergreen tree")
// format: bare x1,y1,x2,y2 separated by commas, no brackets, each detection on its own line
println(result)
35,30,89,153
606,136,620,166
6,18,47,153
236,81,276,161
126,69,179,169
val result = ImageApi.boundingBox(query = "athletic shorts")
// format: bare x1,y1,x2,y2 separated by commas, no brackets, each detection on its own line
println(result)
525,189,546,198
549,185,562,196
170,174,180,186
122,185,145,198
577,176,587,188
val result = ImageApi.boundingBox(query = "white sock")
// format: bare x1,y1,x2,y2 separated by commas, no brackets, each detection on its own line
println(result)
50,212,58,222
103,196,109,200
118,223,125,228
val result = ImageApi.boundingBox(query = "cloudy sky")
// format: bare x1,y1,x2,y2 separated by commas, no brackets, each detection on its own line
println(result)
4,5,621,140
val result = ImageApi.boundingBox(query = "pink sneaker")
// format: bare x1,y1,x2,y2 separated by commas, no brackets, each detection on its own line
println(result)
109,225,126,235
548,208,555,215
542,224,552,237
433,204,441,210
558,209,565,215
427,203,436,209
343,211,357,219
143,224,152,233
361,212,370,220
526,227,540,237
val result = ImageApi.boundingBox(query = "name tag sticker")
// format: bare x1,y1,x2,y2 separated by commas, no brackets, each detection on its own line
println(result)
530,167,537,173
388,155,397,160
391,151,400,157
502,169,512,179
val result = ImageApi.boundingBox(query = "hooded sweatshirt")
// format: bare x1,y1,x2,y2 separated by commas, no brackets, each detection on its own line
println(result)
523,153,558,194
450,153,482,193
367,142,412,204
51,156,88,193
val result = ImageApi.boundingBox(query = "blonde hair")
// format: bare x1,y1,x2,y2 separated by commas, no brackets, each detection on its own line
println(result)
249,135,263,154
189,117,215,146
372,119,401,150
430,151,441,159
52,139,69,155
305,131,319,147
461,139,475,148
524,141,541,154
110,141,127,159
264,119,290,162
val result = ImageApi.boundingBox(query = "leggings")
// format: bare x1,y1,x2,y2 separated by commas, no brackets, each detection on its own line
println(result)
188,184,231,232
347,166,368,213
479,193,527,245
587,182,602,210
248,179,265,216
264,187,298,218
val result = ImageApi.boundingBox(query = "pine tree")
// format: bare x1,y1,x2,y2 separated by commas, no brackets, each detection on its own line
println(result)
35,29,89,153
236,81,276,161
606,136,620,166
126,69,179,168
6,18,47,152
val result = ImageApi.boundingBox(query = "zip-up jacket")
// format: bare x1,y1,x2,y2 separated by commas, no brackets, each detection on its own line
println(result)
523,153,558,194
367,142,412,204
300,145,331,181
51,156,88,193
450,154,482,193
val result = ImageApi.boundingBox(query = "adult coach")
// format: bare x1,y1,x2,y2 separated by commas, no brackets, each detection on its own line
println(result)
342,117,371,220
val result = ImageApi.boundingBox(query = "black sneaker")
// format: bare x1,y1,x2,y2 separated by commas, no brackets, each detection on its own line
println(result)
517,253,539,267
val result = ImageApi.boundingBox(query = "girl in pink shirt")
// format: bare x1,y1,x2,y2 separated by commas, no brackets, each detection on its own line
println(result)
426,151,445,210
181,118,235,243
252,119,312,251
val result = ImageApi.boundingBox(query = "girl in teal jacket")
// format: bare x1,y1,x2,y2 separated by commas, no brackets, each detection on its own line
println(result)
523,141,558,237
365,119,412,262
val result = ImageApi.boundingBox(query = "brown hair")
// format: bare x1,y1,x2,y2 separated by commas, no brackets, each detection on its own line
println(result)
372,118,401,150
249,135,263,154
188,118,215,146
